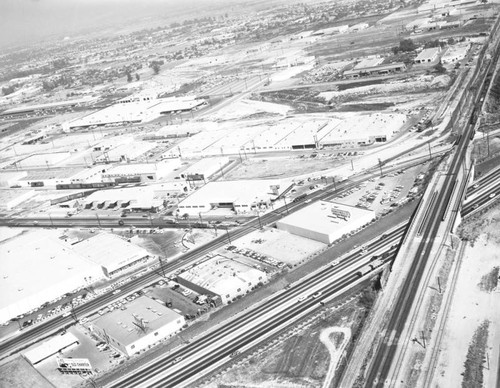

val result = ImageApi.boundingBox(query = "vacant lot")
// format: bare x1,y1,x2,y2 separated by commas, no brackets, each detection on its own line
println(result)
0,357,54,388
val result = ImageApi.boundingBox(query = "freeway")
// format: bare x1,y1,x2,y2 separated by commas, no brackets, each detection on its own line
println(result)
108,224,407,388
363,17,500,387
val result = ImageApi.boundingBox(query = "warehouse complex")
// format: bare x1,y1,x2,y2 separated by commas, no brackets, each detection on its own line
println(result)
72,233,151,278
177,255,268,304
90,296,185,356
0,231,102,323
177,179,284,215
276,201,375,244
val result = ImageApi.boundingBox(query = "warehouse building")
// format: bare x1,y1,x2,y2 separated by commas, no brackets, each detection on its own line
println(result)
81,182,188,212
343,62,406,78
276,201,375,244
177,255,268,304
179,156,230,182
72,233,151,278
102,159,181,183
318,113,405,147
63,95,206,130
0,231,101,323
90,296,185,356
441,43,470,64
414,47,441,64
24,333,79,365
177,179,284,215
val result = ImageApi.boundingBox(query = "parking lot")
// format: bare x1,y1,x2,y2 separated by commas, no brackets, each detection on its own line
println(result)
333,164,428,215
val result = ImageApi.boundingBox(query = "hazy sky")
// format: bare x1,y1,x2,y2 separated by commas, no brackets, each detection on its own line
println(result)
0,0,213,48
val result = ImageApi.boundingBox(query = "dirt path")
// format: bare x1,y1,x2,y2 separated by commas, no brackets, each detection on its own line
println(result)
319,326,351,388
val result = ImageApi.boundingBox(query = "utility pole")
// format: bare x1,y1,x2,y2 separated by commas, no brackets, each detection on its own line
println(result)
225,227,231,244
96,213,101,228
256,210,263,229
421,331,426,349
283,196,289,215
351,159,354,171
378,158,384,177
437,276,442,293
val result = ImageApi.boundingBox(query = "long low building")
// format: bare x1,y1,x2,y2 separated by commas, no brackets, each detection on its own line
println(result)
276,201,375,244
0,231,102,323
177,255,268,304
72,233,152,277
24,333,79,365
343,62,406,78
177,179,284,215
90,296,185,356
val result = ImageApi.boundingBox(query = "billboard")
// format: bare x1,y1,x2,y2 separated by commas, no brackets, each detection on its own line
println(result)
57,358,92,374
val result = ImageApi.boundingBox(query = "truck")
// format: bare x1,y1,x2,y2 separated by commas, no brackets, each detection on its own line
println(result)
293,193,308,203
357,259,384,277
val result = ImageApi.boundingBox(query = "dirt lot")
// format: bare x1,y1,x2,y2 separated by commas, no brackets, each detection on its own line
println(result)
225,154,346,179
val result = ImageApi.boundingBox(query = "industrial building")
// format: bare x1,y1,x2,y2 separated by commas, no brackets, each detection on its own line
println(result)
177,179,284,215
318,113,406,147
0,96,97,117
343,62,406,78
102,159,181,183
178,156,230,182
94,141,156,163
24,333,79,365
14,166,108,188
177,255,268,304
414,47,442,64
63,95,206,130
72,233,151,277
81,182,188,212
276,201,375,244
441,43,470,64
0,231,102,324
90,296,185,356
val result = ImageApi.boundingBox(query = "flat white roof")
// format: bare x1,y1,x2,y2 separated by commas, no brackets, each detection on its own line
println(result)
179,179,283,208
354,57,384,70
72,233,150,272
415,47,441,62
103,159,181,177
24,333,79,364
0,231,98,315
93,296,183,345
179,255,267,296
277,200,374,236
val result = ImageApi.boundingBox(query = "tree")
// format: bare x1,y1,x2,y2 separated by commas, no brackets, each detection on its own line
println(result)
399,38,417,52
152,63,161,75
135,73,140,81
126,71,133,82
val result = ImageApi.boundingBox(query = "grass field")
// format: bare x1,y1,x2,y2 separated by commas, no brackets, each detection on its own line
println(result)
0,357,55,388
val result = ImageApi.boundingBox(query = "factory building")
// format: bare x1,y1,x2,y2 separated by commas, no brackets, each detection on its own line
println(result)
276,201,375,244
178,156,230,182
343,62,406,78
82,182,188,212
63,95,206,130
90,296,185,356
176,255,268,304
24,333,79,365
177,179,283,215
414,47,441,64
0,231,102,324
72,233,151,278
13,166,109,188
441,43,470,64
102,159,181,183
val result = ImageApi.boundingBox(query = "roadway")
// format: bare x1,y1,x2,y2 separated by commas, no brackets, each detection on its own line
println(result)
106,224,407,388
363,16,500,386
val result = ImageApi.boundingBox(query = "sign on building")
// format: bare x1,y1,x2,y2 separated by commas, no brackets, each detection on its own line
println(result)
57,358,93,375
331,207,351,220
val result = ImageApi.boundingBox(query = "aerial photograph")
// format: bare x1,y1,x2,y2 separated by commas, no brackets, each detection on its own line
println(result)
0,0,500,387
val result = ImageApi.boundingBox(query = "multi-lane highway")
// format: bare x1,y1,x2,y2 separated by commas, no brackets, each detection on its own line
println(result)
363,17,500,386
107,224,407,388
